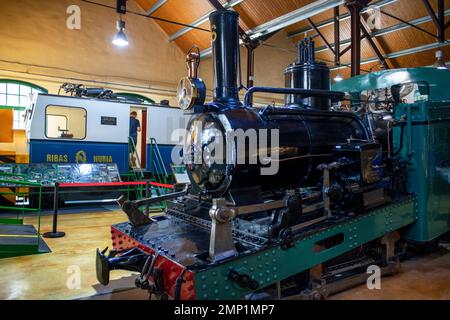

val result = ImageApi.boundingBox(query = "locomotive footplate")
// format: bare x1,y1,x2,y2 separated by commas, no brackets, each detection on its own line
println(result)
97,205,267,300
99,215,213,300
97,195,417,300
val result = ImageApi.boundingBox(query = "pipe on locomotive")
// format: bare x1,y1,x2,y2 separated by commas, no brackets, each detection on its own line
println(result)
243,87,344,107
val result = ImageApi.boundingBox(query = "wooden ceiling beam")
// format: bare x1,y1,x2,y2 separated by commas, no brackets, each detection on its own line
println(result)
287,0,397,39
201,0,344,57
313,9,450,56
168,0,246,42
330,40,450,70
145,0,168,16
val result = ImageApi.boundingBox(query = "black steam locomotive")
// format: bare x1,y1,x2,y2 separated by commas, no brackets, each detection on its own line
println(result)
96,10,418,300
182,10,387,218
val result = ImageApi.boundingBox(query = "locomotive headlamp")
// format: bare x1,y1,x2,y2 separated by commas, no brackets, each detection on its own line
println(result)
176,77,197,110
183,116,229,193
176,46,206,110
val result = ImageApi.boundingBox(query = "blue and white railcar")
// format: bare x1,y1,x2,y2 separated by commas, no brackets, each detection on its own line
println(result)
26,94,189,175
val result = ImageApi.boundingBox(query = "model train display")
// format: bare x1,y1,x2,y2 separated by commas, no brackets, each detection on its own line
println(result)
95,9,450,300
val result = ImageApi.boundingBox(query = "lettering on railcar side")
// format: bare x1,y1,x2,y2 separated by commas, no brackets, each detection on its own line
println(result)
93,155,113,163
46,154,69,162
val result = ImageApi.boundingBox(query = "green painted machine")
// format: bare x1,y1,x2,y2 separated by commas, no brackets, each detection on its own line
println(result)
333,67,450,243
95,10,450,300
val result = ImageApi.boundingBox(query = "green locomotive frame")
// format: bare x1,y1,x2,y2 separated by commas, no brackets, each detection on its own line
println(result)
194,196,417,299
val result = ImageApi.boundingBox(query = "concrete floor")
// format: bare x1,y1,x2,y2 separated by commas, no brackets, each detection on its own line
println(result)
0,209,449,300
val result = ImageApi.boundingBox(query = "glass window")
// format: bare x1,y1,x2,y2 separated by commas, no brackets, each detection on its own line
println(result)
13,110,25,130
8,95,20,106
20,86,31,96
19,95,29,106
0,81,46,130
7,83,20,95
45,105,86,140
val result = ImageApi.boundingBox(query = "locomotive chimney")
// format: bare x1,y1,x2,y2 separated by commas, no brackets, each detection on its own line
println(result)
209,10,240,106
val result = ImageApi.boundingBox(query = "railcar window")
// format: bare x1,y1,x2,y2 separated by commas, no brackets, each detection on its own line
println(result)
45,105,86,140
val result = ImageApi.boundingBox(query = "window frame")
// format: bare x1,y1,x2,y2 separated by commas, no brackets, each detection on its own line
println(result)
0,79,48,94
0,79,48,130
44,104,87,140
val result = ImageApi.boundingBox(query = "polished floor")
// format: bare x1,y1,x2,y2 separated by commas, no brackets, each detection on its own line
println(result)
0,209,449,300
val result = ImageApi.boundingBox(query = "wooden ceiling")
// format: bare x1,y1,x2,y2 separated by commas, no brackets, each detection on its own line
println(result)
134,0,450,78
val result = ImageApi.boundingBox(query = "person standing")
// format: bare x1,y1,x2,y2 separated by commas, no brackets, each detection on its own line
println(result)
129,111,141,167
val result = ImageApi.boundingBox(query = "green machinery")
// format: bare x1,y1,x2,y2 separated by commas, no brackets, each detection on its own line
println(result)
333,67,450,243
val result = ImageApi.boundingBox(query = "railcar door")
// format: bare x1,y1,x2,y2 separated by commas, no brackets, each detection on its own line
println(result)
129,106,147,170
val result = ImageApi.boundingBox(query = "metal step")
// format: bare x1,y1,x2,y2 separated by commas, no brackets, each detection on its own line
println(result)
0,224,51,258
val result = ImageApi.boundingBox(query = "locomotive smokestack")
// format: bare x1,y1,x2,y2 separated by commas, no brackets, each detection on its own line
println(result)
209,10,240,106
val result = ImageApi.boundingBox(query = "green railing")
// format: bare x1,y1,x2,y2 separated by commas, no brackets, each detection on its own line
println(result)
0,175,43,249
128,137,145,199
125,137,178,211
147,138,174,210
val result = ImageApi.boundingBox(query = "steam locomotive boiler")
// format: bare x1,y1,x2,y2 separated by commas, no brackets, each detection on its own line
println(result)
95,9,450,300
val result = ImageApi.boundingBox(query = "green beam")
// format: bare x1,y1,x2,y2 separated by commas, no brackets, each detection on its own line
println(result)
0,179,42,187
194,196,418,300
0,206,39,212
0,105,26,111
0,172,27,178
0,218,23,225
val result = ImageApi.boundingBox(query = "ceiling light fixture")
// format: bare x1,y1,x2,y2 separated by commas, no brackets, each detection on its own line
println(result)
113,18,128,47
334,74,343,82
433,50,448,70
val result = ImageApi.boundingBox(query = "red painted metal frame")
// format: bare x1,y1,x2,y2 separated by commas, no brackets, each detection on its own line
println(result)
111,226,196,300
141,109,148,169
334,6,340,67
59,181,174,189
345,0,371,76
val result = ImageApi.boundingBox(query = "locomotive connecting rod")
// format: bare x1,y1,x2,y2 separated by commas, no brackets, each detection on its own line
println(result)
209,198,288,261
117,185,189,227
